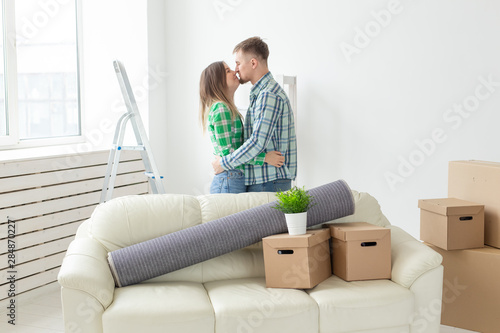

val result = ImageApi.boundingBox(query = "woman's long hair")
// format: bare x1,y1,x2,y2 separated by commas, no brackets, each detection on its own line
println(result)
199,61,241,132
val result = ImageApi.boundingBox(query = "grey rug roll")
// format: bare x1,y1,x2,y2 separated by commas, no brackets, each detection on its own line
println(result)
108,180,354,287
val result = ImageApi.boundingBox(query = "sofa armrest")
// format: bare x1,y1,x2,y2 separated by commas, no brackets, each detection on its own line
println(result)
388,225,443,288
58,237,115,309
74,219,90,239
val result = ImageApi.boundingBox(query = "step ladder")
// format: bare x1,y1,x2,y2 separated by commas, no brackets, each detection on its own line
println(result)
100,60,165,203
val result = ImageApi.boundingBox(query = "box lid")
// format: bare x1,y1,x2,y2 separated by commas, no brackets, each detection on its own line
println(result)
418,198,484,216
262,228,330,248
450,160,500,169
329,222,389,241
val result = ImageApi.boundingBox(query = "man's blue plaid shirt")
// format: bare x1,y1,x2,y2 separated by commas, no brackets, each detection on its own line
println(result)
221,72,297,185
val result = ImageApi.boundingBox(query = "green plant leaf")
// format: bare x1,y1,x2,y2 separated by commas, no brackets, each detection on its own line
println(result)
273,186,317,214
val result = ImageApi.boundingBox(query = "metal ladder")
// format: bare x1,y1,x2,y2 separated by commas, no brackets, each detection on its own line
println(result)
100,60,165,203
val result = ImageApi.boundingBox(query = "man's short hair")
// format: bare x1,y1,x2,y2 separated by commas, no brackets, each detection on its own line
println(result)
233,36,269,63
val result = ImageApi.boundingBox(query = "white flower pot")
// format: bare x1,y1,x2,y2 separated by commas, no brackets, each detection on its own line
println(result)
285,212,307,235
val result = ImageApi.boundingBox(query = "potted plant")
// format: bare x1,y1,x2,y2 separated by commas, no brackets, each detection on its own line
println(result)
274,186,316,235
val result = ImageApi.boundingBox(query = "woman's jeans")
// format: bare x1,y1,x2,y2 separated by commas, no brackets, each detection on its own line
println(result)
210,169,246,194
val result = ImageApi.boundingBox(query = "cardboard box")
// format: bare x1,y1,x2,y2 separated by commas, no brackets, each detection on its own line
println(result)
418,198,484,250
329,222,391,281
449,160,500,248
262,228,331,289
427,243,500,333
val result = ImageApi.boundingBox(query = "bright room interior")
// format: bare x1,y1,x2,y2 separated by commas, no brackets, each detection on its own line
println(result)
1,0,499,332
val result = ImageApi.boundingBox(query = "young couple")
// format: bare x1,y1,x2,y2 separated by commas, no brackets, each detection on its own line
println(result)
199,37,297,194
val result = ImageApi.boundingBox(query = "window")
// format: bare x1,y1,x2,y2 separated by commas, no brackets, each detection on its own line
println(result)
0,5,6,137
1,0,81,147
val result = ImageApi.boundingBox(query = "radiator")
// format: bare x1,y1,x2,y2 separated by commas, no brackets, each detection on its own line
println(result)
0,150,150,302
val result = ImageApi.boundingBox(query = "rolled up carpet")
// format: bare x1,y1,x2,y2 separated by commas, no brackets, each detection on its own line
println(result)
108,180,354,287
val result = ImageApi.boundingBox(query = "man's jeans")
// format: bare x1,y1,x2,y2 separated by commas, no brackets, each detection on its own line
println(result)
247,179,292,192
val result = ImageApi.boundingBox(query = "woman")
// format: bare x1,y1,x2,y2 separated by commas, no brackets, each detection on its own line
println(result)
199,61,284,194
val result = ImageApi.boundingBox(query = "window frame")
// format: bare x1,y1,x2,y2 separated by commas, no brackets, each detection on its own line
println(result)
0,0,84,150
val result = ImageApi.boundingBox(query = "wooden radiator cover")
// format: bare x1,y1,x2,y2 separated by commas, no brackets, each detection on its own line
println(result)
0,150,150,302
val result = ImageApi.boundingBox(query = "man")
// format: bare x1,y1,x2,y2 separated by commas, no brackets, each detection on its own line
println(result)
212,37,297,192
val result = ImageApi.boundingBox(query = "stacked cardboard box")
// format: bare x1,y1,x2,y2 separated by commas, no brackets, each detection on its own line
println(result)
328,222,391,281
449,160,500,248
262,223,392,289
427,243,500,333
418,198,484,250
419,160,500,333
263,228,332,289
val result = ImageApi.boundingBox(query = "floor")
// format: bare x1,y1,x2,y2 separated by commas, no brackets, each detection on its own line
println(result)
0,283,63,333
0,283,480,333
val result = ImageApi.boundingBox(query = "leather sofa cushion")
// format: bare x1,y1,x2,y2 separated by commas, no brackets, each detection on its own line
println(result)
205,277,319,333
307,275,414,332
102,281,214,333
198,192,278,223
90,194,202,251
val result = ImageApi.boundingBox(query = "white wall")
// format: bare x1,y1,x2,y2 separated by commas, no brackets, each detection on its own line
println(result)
148,0,500,238
79,0,149,152
147,0,169,185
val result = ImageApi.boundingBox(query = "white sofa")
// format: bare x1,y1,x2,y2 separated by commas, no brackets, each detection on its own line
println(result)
58,190,444,333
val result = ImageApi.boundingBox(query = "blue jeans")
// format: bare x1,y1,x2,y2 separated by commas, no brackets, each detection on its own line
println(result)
247,179,292,193
210,170,246,194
